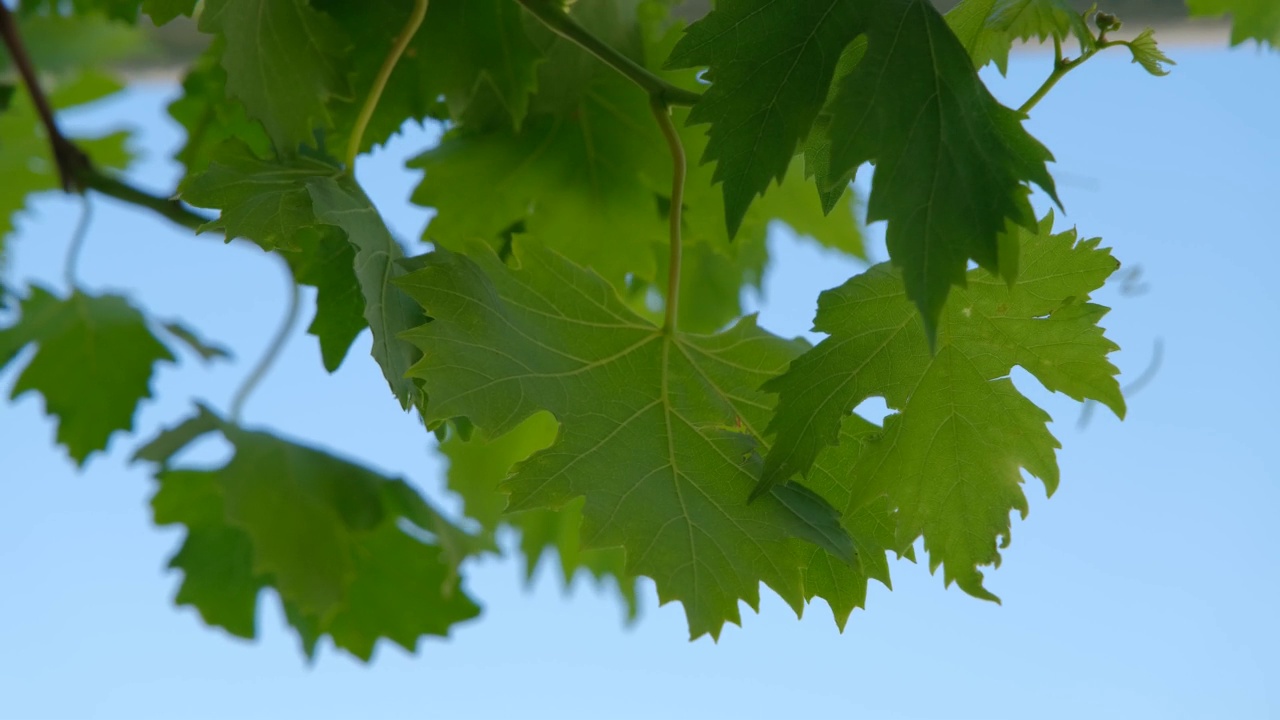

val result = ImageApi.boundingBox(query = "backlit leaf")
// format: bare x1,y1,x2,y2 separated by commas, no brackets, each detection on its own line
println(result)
761,216,1124,598
0,285,173,465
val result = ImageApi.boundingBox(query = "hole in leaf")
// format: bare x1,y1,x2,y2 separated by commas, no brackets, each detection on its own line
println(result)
852,396,890,426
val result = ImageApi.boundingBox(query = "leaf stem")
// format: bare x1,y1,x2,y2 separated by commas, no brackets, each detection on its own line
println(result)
62,196,93,289
514,0,701,107
79,170,211,231
1018,35,1140,115
650,97,686,334
229,257,301,424
344,0,428,174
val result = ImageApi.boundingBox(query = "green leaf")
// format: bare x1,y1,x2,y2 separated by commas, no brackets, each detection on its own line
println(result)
980,0,1098,73
398,239,854,639
17,0,145,23
142,0,195,24
179,145,418,401
0,12,151,75
409,70,669,292
161,321,232,362
306,177,424,410
1188,0,1280,48
0,285,174,465
198,0,350,153
411,3,863,335
178,142,338,252
316,0,544,151
440,413,639,619
167,44,273,175
824,0,1057,341
152,467,267,639
283,230,366,373
797,415,897,629
670,0,1055,339
665,0,861,237
761,216,1124,598
1125,28,1175,76
142,411,482,660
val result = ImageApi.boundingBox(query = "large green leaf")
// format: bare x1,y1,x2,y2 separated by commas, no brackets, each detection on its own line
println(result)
1188,0,1280,48
824,0,1057,340
398,239,855,639
178,144,367,371
0,286,173,465
671,0,1056,340
180,147,419,397
411,1,862,334
199,0,350,154
317,0,544,151
167,44,273,175
138,408,483,660
977,0,1097,73
306,177,424,410
179,143,337,252
440,413,639,619
761,216,1124,598
664,0,861,237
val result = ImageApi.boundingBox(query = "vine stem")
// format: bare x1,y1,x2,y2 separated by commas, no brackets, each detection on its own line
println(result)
344,0,428,174
229,256,301,424
650,97,686,333
1019,35,1136,115
62,196,93,288
514,0,701,107
0,2,211,231
0,1,82,192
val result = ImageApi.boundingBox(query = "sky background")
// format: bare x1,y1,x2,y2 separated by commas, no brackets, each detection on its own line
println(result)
1,42,1278,720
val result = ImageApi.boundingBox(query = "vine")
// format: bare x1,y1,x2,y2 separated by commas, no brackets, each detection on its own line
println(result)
0,0,1257,661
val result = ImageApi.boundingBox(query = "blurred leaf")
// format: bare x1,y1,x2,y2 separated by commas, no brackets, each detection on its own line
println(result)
0,285,173,465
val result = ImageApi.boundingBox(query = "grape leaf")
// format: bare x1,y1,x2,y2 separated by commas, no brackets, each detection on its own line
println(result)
305,177,424,410
412,3,862,334
16,0,144,23
161,321,232,362
198,0,350,154
0,12,151,74
0,285,174,465
409,42,670,291
167,44,273,175
671,0,1056,339
1125,28,1175,76
317,0,544,151
142,0,195,24
664,0,861,237
177,144,367,372
977,0,1097,73
178,142,337,252
824,0,1057,341
138,407,482,660
180,145,420,403
440,413,639,619
760,216,1124,597
398,239,855,639
1188,0,1280,48
796,415,899,628
283,230,365,373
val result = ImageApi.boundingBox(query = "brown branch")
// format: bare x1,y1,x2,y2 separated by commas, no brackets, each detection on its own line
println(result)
0,3,211,231
0,2,88,192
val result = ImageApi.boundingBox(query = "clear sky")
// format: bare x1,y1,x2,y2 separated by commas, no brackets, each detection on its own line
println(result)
1,44,1278,719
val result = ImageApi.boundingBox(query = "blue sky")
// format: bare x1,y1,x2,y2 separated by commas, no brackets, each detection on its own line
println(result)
1,44,1278,719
